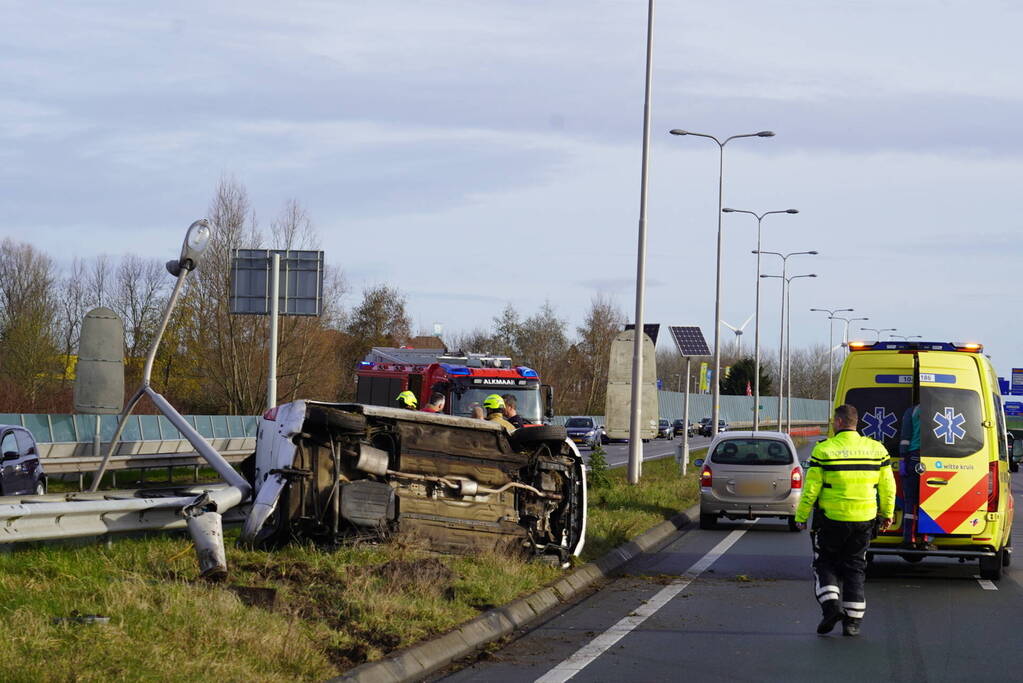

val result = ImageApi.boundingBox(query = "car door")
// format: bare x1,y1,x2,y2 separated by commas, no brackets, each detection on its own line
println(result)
13,429,41,493
0,430,21,495
916,353,989,536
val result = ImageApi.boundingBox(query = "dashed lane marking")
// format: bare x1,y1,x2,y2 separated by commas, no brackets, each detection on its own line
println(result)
535,524,753,683
973,575,998,591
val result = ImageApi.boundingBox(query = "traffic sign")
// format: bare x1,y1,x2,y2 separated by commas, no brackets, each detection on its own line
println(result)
668,325,710,357
1012,368,1023,396
1005,401,1023,417
230,249,324,316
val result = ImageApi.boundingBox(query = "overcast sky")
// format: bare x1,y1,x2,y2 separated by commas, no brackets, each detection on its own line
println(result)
3,1,1021,374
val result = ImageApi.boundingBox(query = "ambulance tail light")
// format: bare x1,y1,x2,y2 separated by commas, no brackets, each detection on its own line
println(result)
791,466,803,489
701,465,713,488
988,461,999,512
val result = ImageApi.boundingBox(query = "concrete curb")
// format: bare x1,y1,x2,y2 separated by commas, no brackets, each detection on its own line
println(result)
334,502,702,683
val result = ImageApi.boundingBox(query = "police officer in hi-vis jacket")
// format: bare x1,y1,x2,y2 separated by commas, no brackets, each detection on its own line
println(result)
795,404,896,637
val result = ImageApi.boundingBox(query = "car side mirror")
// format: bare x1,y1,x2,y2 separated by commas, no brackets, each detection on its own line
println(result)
694,458,705,467
2,451,19,462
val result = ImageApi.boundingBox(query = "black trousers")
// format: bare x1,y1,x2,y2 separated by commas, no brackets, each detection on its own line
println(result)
811,515,873,621
902,451,921,544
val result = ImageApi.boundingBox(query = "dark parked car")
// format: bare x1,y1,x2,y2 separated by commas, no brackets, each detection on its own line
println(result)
671,419,688,436
0,425,46,496
698,418,729,437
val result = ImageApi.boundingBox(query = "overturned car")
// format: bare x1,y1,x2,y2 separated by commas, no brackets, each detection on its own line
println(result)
240,402,586,563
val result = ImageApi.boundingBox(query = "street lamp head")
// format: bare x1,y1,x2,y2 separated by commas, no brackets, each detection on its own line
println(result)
757,131,775,137
166,219,213,277
669,129,688,136
786,209,799,214
722,208,736,213
808,250,819,255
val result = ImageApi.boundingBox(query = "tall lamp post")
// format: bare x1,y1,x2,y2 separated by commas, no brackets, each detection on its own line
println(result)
831,315,869,355
810,307,853,415
860,327,896,343
889,334,922,341
722,207,798,431
754,250,817,430
762,273,817,432
669,128,774,437
626,0,656,485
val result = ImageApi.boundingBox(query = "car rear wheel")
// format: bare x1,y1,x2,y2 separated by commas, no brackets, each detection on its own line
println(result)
699,513,717,530
980,550,1004,581
1003,547,1011,567
34,480,45,496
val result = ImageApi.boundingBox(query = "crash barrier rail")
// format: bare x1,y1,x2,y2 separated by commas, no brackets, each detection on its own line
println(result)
0,413,257,477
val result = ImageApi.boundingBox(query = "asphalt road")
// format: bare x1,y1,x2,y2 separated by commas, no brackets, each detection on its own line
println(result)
445,443,1023,682
581,435,712,470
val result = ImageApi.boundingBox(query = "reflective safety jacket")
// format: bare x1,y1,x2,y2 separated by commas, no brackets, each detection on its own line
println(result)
795,430,896,523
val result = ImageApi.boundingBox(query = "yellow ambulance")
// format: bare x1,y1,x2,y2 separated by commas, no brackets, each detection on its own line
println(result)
833,341,1014,580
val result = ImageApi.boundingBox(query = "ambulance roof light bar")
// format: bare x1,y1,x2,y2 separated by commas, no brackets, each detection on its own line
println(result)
848,341,984,353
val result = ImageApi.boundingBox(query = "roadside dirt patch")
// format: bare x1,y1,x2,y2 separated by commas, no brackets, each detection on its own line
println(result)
374,557,456,594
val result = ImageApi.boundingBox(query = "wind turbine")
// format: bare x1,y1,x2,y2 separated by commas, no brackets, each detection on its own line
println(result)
721,314,754,357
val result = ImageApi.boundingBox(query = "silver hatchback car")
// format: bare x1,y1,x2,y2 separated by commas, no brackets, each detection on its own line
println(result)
695,431,802,532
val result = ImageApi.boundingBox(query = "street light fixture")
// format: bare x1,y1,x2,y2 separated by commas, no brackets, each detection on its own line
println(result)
888,334,923,341
810,307,853,414
831,315,869,354
669,128,775,438
762,273,817,432
722,207,798,430
755,250,817,431
860,327,896,343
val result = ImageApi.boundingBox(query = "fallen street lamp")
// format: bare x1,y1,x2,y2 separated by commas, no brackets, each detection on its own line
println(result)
669,128,774,437
722,206,798,430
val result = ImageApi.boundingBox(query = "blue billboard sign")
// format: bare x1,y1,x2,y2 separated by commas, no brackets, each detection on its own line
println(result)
1005,401,1023,417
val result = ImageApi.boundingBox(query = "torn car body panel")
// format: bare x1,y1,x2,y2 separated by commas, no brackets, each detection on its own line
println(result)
240,402,586,562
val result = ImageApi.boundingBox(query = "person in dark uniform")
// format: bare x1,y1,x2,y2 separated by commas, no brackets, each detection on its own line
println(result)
501,394,526,428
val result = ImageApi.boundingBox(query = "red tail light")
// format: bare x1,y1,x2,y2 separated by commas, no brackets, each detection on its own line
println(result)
988,460,999,512
791,466,803,490
700,465,713,488
263,406,279,421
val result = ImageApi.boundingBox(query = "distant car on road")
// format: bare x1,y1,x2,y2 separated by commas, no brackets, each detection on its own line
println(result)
563,417,607,449
657,419,673,439
671,419,688,436
698,418,729,437
0,425,46,496
695,432,801,531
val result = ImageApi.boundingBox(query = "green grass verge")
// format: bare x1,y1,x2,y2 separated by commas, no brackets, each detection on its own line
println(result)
0,453,702,680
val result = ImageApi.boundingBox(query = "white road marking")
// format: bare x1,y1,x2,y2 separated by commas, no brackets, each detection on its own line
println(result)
973,575,998,591
535,525,752,683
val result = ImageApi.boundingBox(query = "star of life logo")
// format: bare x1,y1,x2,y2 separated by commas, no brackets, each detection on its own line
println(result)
861,406,898,441
932,406,966,445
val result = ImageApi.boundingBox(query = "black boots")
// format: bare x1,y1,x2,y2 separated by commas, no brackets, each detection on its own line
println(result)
817,600,844,634
842,618,862,637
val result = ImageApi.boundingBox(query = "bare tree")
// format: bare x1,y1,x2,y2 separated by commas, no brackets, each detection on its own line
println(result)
576,295,625,414
112,254,168,371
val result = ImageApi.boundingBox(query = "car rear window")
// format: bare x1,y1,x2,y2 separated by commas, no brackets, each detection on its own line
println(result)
710,439,793,465
565,418,593,428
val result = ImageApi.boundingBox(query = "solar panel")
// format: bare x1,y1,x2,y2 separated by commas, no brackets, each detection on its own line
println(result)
624,323,660,345
669,325,710,357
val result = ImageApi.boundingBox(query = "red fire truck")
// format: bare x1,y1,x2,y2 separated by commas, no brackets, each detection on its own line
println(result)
355,347,553,424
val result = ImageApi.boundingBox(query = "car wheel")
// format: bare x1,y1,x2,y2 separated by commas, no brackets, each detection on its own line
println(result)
901,554,924,564
980,550,1004,581
34,480,46,496
699,513,717,530
1003,547,1012,567
509,425,568,450
787,517,801,532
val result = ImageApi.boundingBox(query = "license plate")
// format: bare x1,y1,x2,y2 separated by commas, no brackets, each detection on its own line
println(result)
735,481,771,496
571,437,584,443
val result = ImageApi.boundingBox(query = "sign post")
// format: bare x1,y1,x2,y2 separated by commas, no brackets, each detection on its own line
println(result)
669,326,710,475
231,249,324,411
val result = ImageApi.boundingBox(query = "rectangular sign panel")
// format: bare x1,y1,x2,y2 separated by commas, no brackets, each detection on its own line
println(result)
230,249,324,316
1005,401,1023,417
1012,368,1023,396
